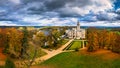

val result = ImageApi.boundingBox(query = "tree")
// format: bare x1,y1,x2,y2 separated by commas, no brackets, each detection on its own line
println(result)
34,31,46,46
46,34,54,47
97,29,108,49
24,31,45,68
111,33,119,52
21,27,29,58
105,31,115,50
87,27,98,51
51,29,61,47
0,28,9,53
23,43,38,68
7,28,23,58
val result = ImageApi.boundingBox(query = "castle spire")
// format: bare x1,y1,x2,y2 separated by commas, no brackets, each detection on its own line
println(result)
77,20,80,30
77,20,79,25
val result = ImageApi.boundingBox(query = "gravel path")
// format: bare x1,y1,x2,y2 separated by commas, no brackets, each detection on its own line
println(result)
14,39,74,68
32,39,74,65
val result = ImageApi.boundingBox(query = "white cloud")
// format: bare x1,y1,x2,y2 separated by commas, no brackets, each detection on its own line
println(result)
116,8,120,13
20,15,78,26
81,21,120,27
59,0,113,16
0,21,17,26
0,9,6,13
9,0,21,4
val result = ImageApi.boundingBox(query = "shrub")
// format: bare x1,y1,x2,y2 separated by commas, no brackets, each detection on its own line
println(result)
87,45,94,52
5,58,15,68
75,47,79,51
112,47,120,53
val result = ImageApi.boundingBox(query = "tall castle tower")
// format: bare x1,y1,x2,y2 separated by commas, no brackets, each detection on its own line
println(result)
77,21,80,30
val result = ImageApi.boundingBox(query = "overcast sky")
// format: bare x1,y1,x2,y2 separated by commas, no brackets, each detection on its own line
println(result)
0,0,120,26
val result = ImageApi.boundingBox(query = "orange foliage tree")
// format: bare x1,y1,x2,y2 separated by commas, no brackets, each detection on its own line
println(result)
7,28,23,58
87,27,119,53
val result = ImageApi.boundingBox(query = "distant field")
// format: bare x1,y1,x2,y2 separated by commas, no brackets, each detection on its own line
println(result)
38,50,120,68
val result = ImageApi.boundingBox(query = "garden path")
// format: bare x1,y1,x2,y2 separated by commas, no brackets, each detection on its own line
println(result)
32,39,74,65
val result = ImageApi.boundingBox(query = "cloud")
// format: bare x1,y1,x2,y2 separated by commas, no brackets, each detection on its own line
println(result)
81,21,120,27
0,21,17,26
9,0,21,4
23,0,113,17
20,15,78,26
116,8,120,14
0,0,119,26
96,11,118,21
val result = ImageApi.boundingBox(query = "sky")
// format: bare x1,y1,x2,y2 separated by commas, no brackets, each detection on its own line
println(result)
0,0,120,26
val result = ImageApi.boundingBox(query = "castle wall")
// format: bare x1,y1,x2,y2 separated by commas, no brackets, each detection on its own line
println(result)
65,21,86,39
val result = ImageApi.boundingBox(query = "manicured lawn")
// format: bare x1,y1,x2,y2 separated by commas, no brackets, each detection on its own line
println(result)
68,40,82,50
39,50,120,68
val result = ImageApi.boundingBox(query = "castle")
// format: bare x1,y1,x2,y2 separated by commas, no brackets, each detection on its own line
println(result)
66,21,85,39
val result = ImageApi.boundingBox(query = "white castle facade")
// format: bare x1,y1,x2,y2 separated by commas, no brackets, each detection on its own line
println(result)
66,21,85,39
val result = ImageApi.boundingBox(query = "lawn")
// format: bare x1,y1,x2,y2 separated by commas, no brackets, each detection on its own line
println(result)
38,50,120,68
63,40,88,50
68,41,82,50
61,39,69,45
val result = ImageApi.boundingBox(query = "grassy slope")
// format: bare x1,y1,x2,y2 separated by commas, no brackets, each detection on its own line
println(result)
28,43,47,59
61,39,69,45
68,41,82,50
39,51,120,68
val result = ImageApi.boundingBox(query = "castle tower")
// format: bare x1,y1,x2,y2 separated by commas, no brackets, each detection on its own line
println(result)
77,21,80,30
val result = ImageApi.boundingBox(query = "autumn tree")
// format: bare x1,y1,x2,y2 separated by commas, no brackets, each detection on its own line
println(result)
51,29,61,47
112,34,120,53
46,34,54,48
87,27,98,51
0,28,8,47
87,27,120,53
21,27,29,58
97,29,108,49
6,28,23,58
34,31,46,46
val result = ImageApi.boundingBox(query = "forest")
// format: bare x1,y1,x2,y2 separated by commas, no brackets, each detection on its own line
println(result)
87,27,120,53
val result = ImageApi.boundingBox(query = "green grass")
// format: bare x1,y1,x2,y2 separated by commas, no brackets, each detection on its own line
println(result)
68,41,82,50
61,39,69,45
39,52,120,68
